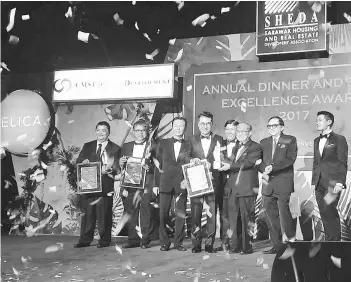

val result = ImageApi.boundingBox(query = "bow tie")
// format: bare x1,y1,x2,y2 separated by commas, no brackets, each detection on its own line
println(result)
173,138,184,143
227,140,236,144
320,134,329,139
201,135,211,140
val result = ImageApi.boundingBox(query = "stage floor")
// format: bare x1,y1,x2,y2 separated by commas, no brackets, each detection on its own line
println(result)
1,236,275,282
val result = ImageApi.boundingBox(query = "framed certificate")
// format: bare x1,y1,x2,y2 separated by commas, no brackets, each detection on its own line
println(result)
77,162,102,194
182,160,214,198
120,157,147,189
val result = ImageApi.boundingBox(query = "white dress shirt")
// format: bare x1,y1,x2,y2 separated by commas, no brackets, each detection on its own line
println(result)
97,140,108,156
132,142,146,158
201,136,211,157
319,129,332,156
235,140,249,162
174,141,182,161
226,140,236,157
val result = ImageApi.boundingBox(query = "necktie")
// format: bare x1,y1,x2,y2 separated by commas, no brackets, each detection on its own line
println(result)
320,134,329,139
272,138,277,158
173,138,184,143
201,135,210,140
96,144,102,159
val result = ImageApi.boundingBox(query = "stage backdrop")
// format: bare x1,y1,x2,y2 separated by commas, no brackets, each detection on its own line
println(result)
7,23,351,239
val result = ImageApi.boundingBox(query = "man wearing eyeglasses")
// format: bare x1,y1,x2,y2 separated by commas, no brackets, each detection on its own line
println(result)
258,116,297,254
119,119,157,249
153,117,191,252
219,122,261,254
312,111,348,241
189,111,223,253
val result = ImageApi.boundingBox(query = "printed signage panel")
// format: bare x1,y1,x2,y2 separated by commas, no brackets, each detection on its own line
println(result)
256,1,327,56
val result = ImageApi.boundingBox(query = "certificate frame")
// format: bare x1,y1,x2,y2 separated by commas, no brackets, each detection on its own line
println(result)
120,157,147,190
77,162,102,194
182,160,214,198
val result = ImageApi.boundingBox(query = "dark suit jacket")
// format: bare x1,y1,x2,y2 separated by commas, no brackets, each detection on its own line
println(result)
120,140,156,195
221,139,238,187
312,132,348,190
76,139,121,197
225,139,261,197
258,133,297,196
153,138,191,194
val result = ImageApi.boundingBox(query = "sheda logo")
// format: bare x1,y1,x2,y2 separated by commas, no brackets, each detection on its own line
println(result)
53,78,72,93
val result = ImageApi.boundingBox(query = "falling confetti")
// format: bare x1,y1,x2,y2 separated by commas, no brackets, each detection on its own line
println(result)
22,14,30,20
169,38,176,45
173,48,184,62
135,22,139,30
344,13,351,22
256,257,264,266
221,7,231,14
132,1,136,5
145,49,159,61
12,266,20,277
68,120,75,124
107,191,114,196
202,255,210,260
65,6,72,18
215,46,222,50
210,15,217,20
90,197,102,206
330,255,341,268
113,12,124,25
312,2,322,13
6,8,17,32
141,272,147,276
42,141,52,150
177,1,184,11
262,263,269,270
227,229,233,238
143,33,152,41
4,180,11,189
240,101,247,112
115,243,123,255
1,62,11,72
41,161,48,169
44,243,64,253
309,242,321,258
192,14,210,26
186,85,193,91
49,186,57,192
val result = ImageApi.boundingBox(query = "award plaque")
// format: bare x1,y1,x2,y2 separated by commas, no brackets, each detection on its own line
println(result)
77,162,102,194
120,157,147,189
182,160,214,198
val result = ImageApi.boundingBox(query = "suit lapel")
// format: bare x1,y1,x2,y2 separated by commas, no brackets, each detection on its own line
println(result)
235,140,250,162
207,134,217,158
169,139,176,162
195,135,206,159
321,134,331,160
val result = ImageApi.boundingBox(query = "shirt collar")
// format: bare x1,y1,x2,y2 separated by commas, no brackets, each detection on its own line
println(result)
97,140,108,146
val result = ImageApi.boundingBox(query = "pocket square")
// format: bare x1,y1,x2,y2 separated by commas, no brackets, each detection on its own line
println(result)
279,144,286,148
326,144,335,148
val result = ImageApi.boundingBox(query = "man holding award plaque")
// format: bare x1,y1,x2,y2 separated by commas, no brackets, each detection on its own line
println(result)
188,111,223,253
74,121,121,249
153,117,191,252
119,119,157,249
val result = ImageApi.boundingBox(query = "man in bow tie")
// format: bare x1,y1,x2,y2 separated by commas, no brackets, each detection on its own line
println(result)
312,111,348,241
189,111,223,253
219,122,261,254
153,117,191,252
258,116,297,254
74,121,121,249
119,119,158,249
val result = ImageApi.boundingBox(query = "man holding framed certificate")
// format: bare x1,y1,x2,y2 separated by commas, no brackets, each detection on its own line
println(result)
74,121,121,249
119,119,158,249
188,111,223,254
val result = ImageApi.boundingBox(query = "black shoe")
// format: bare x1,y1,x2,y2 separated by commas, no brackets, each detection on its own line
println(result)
74,243,90,248
263,247,277,254
140,243,150,249
122,243,139,249
191,247,201,253
97,242,110,248
160,243,171,251
175,245,187,252
240,248,253,255
229,248,241,254
204,245,217,253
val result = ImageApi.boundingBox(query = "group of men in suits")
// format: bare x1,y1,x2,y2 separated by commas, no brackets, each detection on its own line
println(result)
74,110,348,254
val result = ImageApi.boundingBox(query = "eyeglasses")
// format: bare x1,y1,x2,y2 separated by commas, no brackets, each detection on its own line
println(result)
267,124,280,129
237,130,250,134
199,122,212,127
134,129,147,133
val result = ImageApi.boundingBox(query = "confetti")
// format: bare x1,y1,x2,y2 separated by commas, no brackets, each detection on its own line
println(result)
41,161,48,169
330,255,341,268
22,14,30,20
169,38,176,45
77,31,90,43
192,14,210,26
90,197,102,206
262,263,269,270
68,120,75,124
42,141,52,150
141,272,147,276
235,270,240,279
215,46,222,50
1,62,10,72
202,255,210,260
344,13,351,22
113,13,124,26
45,243,63,253
115,243,122,255
279,246,295,260
145,49,159,61
186,85,193,91
227,229,233,238
312,2,322,13
4,180,12,189
143,33,152,41
177,1,184,11
132,1,136,5
256,257,264,266
12,266,20,276
173,48,184,62
240,101,247,112
6,8,16,32
49,186,57,192
135,22,139,30
221,7,231,14
107,191,114,196
309,242,321,258
65,7,73,18
210,15,217,20
16,134,27,141
200,22,206,27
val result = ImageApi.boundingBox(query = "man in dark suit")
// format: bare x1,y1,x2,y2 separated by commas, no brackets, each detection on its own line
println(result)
258,116,297,254
189,111,223,253
312,111,348,241
153,117,191,251
220,122,261,254
119,119,157,249
74,121,121,248
219,119,239,251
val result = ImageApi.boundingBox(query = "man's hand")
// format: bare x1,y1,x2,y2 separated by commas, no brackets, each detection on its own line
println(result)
153,187,159,196
122,189,128,198
311,184,316,196
119,156,127,167
218,162,230,171
264,165,272,174
333,183,343,194
143,164,150,171
82,159,90,165
190,158,201,165
262,173,269,186
102,165,113,175
180,179,188,190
